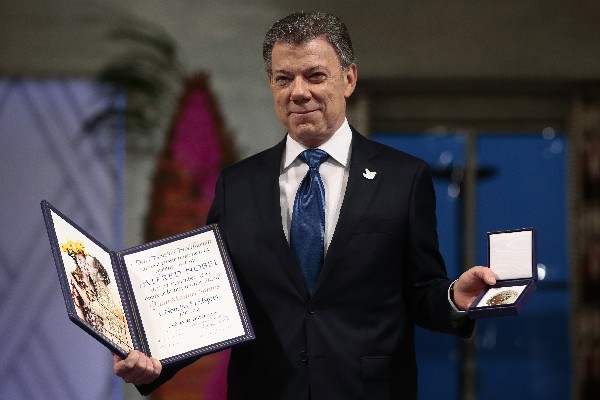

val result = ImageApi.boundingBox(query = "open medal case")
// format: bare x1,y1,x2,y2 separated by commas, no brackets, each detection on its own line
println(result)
468,228,537,318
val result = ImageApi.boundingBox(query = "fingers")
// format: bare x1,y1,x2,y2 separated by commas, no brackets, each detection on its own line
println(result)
482,267,497,285
151,356,162,378
114,350,162,385
469,266,497,285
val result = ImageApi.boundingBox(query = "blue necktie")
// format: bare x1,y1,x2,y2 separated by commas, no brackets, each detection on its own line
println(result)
290,149,329,296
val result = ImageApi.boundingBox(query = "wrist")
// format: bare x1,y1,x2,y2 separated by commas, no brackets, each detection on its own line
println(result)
448,279,466,313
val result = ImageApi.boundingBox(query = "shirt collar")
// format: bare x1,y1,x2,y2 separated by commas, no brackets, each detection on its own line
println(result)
282,119,352,170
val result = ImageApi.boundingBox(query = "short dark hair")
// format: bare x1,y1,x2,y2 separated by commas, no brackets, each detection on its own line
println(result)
262,11,356,76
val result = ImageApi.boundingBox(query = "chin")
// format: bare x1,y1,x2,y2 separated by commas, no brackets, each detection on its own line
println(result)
297,133,330,148
288,121,333,144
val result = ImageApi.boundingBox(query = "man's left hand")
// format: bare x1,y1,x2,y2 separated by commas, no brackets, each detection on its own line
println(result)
452,266,497,310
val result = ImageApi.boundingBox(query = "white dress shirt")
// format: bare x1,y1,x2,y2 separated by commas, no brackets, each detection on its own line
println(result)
279,119,352,253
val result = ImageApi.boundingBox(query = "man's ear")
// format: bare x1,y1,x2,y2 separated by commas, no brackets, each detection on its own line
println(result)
344,64,358,98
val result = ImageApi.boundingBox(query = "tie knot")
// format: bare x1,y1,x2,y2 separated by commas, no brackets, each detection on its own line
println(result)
300,149,329,170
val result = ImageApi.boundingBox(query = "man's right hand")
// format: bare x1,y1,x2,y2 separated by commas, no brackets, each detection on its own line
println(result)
113,350,162,385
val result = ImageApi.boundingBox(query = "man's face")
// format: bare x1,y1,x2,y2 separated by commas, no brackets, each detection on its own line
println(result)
269,37,357,148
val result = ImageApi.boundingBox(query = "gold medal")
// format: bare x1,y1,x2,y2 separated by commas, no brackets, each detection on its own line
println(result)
486,290,518,306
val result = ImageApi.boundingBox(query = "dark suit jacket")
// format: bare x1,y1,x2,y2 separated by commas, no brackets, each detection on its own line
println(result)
138,129,472,399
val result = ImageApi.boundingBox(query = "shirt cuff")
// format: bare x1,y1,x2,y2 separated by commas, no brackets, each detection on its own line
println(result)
448,279,467,314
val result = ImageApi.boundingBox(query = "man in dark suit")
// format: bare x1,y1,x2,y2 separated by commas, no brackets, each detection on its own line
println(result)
115,11,496,399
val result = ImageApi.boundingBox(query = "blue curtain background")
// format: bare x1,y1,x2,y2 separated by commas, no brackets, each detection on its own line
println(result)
370,132,570,400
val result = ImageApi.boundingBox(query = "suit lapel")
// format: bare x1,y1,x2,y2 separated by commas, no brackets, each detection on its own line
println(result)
314,130,380,294
253,138,308,297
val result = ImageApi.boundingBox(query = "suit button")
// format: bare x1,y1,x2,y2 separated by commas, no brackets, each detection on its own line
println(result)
299,351,309,362
308,304,317,314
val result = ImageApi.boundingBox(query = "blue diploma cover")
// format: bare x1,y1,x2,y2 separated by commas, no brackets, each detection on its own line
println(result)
42,200,254,365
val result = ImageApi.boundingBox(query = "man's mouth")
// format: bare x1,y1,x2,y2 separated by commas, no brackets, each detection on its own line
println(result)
289,109,318,116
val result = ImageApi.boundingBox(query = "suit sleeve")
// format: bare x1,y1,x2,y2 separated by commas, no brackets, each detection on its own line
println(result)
207,171,225,227
405,161,474,336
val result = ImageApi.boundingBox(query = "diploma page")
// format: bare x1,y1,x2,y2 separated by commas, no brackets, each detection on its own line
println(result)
43,203,134,356
123,227,251,362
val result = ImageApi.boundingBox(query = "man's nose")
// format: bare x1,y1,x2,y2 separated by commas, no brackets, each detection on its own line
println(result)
290,77,310,100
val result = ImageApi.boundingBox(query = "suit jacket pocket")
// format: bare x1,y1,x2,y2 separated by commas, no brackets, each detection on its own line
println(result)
353,218,397,235
360,356,392,382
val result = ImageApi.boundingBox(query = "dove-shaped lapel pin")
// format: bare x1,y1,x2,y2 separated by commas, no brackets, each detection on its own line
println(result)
363,168,377,180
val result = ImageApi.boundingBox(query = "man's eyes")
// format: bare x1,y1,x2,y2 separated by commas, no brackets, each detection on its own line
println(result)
307,73,327,83
274,76,291,86
273,73,328,86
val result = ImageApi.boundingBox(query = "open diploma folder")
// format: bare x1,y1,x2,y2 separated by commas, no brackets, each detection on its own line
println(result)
41,200,254,366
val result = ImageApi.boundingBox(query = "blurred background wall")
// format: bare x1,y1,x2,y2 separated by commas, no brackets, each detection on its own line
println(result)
1,1,599,399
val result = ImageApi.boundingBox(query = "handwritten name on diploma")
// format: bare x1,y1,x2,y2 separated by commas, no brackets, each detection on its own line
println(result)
150,286,221,315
